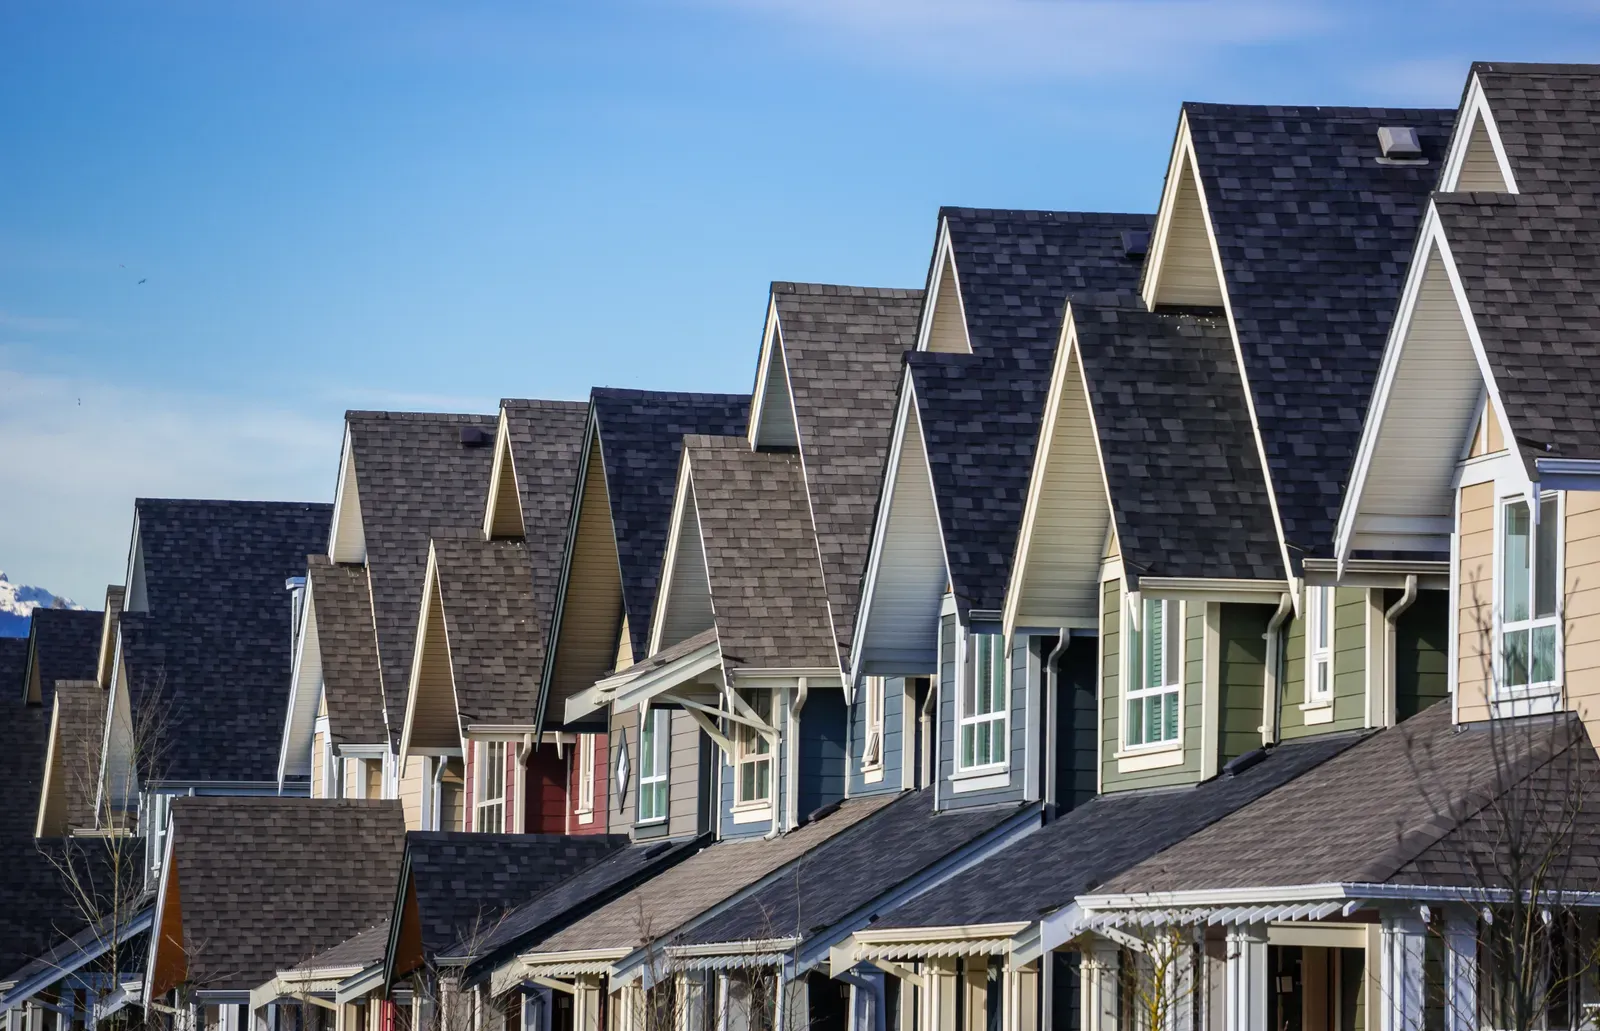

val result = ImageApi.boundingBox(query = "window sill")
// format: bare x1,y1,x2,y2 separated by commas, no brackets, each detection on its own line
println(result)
1490,683,1562,719
948,765,1009,793
1299,700,1335,725
1114,743,1184,773
731,804,774,825
862,764,885,785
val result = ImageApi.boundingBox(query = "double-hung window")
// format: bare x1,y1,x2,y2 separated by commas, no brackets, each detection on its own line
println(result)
862,676,885,771
1500,494,1561,696
576,733,597,817
1306,586,1334,704
734,690,774,805
1125,598,1181,748
639,710,669,823
959,633,1007,769
474,740,506,832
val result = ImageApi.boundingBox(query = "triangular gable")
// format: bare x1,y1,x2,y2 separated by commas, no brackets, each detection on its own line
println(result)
96,585,124,689
484,408,525,538
748,296,800,449
850,372,949,684
278,579,323,784
649,450,714,654
328,424,366,564
918,225,971,354
36,680,102,837
399,545,462,762
1004,312,1110,638
1141,115,1226,310
1441,73,1517,193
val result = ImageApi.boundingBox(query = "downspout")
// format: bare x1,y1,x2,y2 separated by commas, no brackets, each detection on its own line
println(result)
779,679,808,837
1383,575,1419,729
1261,593,1294,745
431,755,446,831
1042,632,1071,823
515,733,534,834
920,677,937,791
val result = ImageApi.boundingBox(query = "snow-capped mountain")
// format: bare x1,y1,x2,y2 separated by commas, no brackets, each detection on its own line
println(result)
0,571,81,637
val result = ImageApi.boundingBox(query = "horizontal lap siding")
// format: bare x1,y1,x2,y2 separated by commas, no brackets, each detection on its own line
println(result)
1457,481,1495,721
1565,492,1600,741
847,677,905,797
1100,582,1204,792
1395,589,1450,722
610,706,638,832
1218,604,1271,765
668,711,703,838
798,689,847,816
1281,588,1368,739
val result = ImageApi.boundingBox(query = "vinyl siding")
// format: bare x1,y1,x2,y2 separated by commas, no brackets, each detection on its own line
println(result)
925,253,969,354
1148,153,1224,308
1394,589,1450,722
1100,581,1205,792
1563,490,1600,742
847,676,906,797
1217,604,1271,765
311,732,325,799
721,690,786,839
440,757,464,831
486,430,524,538
1280,588,1368,739
861,404,947,672
609,706,638,831
398,753,427,831
1456,481,1496,721
550,440,628,711
657,489,713,650
525,743,568,834
410,573,460,751
936,623,1030,811
797,689,847,817
1455,116,1510,192
569,731,609,834
668,709,703,838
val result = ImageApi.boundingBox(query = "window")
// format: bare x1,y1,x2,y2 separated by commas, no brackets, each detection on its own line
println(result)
1307,586,1334,703
576,733,597,815
639,710,669,823
474,740,506,832
733,690,774,805
145,791,173,887
959,633,1007,769
1125,598,1181,748
862,676,885,771
1500,494,1561,695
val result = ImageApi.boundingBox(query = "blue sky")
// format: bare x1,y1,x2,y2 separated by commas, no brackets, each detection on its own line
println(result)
3,0,1598,604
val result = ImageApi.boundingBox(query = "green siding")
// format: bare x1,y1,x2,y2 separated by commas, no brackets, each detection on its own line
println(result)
1394,589,1450,722
1218,603,1271,764
1100,579,1204,793
1280,587,1369,740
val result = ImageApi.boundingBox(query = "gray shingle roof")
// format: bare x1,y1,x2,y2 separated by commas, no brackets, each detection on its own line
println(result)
678,789,1025,948
529,793,896,955
306,556,385,745
283,920,390,974
48,680,104,832
770,283,923,664
1471,62,1600,192
684,436,837,674
400,832,628,959
22,608,103,707
1436,192,1600,464
1096,701,1600,895
873,731,1357,929
1183,103,1454,562
346,411,497,747
165,797,405,992
429,534,542,729
591,390,750,662
123,499,332,783
1073,306,1284,582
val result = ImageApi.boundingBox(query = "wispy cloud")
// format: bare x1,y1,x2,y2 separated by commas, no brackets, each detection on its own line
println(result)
0,367,340,604
0,310,81,335
694,0,1330,80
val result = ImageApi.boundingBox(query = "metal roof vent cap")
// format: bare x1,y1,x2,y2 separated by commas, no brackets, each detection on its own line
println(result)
1378,126,1423,160
1121,229,1150,260
460,425,493,448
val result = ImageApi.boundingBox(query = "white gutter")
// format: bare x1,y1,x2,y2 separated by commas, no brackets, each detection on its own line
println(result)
783,679,809,834
1078,881,1600,912
1535,457,1600,491
1261,592,1294,744
1381,575,1419,729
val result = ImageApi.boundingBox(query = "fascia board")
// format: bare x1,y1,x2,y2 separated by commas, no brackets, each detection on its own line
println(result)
482,409,523,538
745,295,783,448
278,583,321,786
913,220,969,354
1440,74,1519,194
647,449,702,657
1139,109,1195,309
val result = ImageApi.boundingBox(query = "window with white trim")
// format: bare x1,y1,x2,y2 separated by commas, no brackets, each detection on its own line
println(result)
1306,586,1334,704
862,676,885,771
474,739,506,832
1125,598,1181,748
733,690,774,805
1499,494,1561,696
639,710,669,823
959,633,1007,770
576,733,597,815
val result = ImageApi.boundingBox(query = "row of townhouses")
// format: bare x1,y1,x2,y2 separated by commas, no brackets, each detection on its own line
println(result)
4,60,1600,1031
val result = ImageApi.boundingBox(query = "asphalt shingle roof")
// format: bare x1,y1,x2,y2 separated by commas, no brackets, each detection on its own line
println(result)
346,411,497,746
23,608,103,707
402,832,628,959
1471,62,1600,192
1436,192,1600,464
123,499,332,783
165,797,405,992
684,436,837,674
429,534,543,728
590,389,749,661
770,283,923,663
873,731,1357,929
284,920,390,974
679,789,1025,948
1073,306,1284,582
47,680,104,833
1096,701,1600,895
306,556,385,745
1182,103,1454,562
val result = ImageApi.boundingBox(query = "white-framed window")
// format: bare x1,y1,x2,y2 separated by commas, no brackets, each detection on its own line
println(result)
576,733,597,815
1306,586,1334,704
639,710,669,823
862,676,885,771
959,633,1007,770
145,790,173,888
733,690,774,805
474,739,506,832
1125,597,1181,748
1499,493,1562,697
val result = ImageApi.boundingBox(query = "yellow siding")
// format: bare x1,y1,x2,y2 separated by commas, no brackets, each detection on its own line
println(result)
925,252,969,354
552,441,628,698
311,731,326,799
409,567,460,750
1457,481,1495,720
1564,492,1600,742
399,755,426,830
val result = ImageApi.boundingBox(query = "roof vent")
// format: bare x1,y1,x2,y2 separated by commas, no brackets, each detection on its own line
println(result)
1121,229,1150,260
460,425,493,448
1222,745,1269,778
642,841,673,860
1377,126,1423,161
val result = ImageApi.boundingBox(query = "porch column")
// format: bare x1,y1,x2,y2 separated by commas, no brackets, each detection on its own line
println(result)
1003,965,1037,1031
676,974,706,1031
926,959,957,1031
1223,923,1267,1031
1079,939,1118,1031
850,969,885,1031
1442,908,1477,1031
1379,911,1427,1031
573,977,604,1031
1149,932,1194,1031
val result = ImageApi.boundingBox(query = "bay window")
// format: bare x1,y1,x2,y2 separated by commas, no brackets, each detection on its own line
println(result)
960,633,1007,769
1125,597,1181,748
1500,494,1561,696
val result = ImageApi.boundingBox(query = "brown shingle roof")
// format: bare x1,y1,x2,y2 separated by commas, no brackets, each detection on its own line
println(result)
48,680,104,832
306,556,385,745
430,535,541,728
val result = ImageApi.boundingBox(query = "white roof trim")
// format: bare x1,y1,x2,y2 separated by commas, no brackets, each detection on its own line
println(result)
277,581,323,786
397,544,463,770
1440,73,1519,194
915,221,971,354
328,425,365,565
483,409,525,538
647,451,713,656
565,636,723,724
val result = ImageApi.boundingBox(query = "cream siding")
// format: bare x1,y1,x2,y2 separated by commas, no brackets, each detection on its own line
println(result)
485,424,524,538
656,484,714,650
1457,481,1496,721
924,252,970,354
1147,154,1224,308
329,436,365,564
752,336,799,448
407,568,460,752
311,731,326,798
1562,492,1600,740
552,439,629,690
1455,116,1511,192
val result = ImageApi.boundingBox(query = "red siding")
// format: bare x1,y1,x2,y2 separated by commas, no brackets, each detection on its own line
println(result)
568,732,609,835
523,743,569,833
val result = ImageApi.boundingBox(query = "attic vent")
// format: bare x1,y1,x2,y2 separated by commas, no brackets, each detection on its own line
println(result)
1377,126,1423,161
460,426,493,448
1121,229,1150,260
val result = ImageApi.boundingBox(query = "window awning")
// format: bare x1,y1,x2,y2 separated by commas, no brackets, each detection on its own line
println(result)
564,629,722,724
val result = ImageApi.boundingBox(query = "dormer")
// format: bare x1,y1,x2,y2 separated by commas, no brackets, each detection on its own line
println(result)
328,424,366,564
1440,71,1518,193
916,222,971,354
748,295,799,449
1140,112,1226,311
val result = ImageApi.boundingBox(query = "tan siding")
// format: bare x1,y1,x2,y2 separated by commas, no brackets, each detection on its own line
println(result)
657,487,714,650
330,443,365,564
486,427,525,538
1456,116,1509,192
399,754,426,830
667,711,702,838
365,758,382,800
1487,403,1506,454
1457,481,1496,720
441,757,465,831
614,618,634,674
925,253,969,354
311,731,325,798
1565,493,1600,739
1150,156,1224,307
409,568,460,750
552,440,628,696
610,707,638,830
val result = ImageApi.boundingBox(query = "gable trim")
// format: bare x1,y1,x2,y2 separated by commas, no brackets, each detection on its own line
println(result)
277,580,323,786
915,222,972,355
484,410,526,538
647,451,714,656
398,545,465,768
747,297,802,449
328,425,365,564
1440,73,1519,194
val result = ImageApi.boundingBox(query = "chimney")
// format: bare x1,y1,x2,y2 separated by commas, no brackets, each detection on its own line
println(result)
286,576,308,656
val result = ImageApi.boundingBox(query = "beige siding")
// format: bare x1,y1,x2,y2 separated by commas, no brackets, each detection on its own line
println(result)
441,757,464,831
1457,481,1495,720
1149,155,1224,307
863,403,947,663
365,758,382,800
667,711,703,838
1564,492,1600,739
752,337,798,447
553,440,629,692
610,706,638,830
657,486,714,650
330,440,365,563
1456,116,1510,192
311,732,326,798
925,253,969,354
485,427,524,538
409,567,460,750
399,754,426,830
